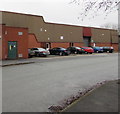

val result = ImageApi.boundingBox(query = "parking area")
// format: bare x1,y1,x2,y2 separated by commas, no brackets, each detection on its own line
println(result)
1,53,117,67
28,46,115,58
2,53,118,112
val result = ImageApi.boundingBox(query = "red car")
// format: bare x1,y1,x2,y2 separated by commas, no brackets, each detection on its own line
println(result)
81,47,94,54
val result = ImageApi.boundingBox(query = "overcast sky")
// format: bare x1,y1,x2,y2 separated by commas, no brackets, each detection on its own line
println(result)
0,0,118,28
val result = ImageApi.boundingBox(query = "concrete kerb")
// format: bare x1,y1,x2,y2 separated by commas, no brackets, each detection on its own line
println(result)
60,80,116,112
1,61,35,67
48,79,118,113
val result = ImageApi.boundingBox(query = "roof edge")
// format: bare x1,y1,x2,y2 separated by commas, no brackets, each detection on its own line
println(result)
0,10,118,31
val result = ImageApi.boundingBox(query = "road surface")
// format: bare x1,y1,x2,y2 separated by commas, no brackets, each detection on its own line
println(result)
2,53,118,112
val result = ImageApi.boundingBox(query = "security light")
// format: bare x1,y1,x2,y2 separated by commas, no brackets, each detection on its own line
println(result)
40,28,43,31
60,36,64,40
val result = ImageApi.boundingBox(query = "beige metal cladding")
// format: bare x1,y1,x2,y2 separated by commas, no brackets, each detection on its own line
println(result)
2,12,83,43
43,23,83,42
91,28,111,43
91,28,118,43
2,12,45,41
2,11,118,43
110,30,118,43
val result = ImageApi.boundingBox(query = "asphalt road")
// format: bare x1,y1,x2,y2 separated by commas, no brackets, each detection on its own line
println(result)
2,53,118,112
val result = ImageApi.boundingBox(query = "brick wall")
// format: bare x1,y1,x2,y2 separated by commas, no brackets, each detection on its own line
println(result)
2,26,28,59
74,43,84,47
28,34,41,48
51,43,70,48
91,43,118,52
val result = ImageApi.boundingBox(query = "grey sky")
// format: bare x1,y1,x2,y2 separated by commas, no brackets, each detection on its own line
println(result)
0,0,118,28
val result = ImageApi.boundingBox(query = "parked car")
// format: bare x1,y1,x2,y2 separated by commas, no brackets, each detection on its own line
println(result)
49,47,70,56
81,47,94,54
31,48,50,57
92,46,103,53
102,47,114,53
67,46,85,54
28,48,35,58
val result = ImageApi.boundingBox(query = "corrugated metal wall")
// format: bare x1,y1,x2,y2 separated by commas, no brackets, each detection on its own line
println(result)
1,11,118,44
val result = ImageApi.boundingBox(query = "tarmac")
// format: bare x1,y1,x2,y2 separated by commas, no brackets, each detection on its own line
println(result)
1,54,119,113
0,53,115,67
62,80,119,112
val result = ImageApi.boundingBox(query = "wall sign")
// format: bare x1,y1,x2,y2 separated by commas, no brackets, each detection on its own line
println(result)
18,32,23,36
18,54,23,57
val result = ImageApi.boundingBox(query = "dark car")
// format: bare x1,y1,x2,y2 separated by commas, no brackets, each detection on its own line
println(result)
31,48,50,57
102,47,114,53
49,47,70,56
92,46,103,53
67,46,85,54
81,47,94,54
28,48,35,58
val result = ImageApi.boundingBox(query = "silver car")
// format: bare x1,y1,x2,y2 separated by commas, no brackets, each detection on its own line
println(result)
31,48,50,57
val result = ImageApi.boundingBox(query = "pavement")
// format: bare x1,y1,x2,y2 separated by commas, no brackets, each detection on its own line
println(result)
63,80,119,112
1,59,35,67
0,55,66,67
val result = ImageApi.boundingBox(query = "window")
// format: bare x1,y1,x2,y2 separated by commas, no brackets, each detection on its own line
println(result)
32,48,39,50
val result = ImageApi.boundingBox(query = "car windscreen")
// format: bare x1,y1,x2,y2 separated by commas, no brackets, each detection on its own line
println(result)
95,47,100,49
60,48,66,50
103,47,111,49
82,47,90,49
38,48,46,51
32,48,39,50
75,47,81,49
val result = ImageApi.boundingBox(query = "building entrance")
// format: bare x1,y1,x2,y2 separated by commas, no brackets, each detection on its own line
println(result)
8,41,17,59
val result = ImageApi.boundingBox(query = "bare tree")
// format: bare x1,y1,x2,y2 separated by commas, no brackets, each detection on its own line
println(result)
69,0,120,21
100,23,118,30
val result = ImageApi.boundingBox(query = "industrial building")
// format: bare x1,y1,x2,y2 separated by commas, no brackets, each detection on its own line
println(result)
0,11,118,59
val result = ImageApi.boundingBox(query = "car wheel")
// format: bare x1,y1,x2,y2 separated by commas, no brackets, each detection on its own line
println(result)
44,55,47,57
36,53,40,57
28,55,32,58
59,52,63,56
74,51,77,54
30,55,33,58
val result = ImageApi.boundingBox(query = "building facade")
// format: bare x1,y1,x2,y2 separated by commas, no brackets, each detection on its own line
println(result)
0,11,118,59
